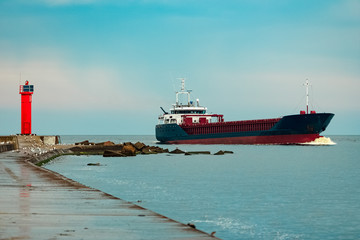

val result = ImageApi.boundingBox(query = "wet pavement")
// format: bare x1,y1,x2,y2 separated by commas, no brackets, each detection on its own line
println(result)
0,151,218,239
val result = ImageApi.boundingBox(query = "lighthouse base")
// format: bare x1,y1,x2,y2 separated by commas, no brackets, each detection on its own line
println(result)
0,135,61,153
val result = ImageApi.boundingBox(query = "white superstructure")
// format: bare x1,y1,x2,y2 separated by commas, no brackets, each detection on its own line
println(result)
158,78,218,125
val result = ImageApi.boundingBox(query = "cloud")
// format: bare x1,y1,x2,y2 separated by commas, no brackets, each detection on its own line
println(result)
329,0,360,21
29,0,99,6
24,0,185,7
0,54,162,111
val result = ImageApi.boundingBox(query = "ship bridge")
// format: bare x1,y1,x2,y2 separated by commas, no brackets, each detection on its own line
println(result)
171,106,207,115
159,78,223,125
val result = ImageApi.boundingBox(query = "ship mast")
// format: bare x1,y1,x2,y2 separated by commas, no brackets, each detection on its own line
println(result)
175,78,191,106
304,79,310,114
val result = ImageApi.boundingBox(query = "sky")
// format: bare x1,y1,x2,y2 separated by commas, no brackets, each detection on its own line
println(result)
0,0,359,135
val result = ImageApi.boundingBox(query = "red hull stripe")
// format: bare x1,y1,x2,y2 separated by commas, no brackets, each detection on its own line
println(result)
166,134,320,145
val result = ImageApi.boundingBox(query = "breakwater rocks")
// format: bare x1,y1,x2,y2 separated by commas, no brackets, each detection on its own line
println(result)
71,141,168,157
73,140,234,157
30,140,234,166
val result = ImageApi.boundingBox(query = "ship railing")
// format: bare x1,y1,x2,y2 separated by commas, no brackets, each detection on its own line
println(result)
180,114,224,125
180,118,282,135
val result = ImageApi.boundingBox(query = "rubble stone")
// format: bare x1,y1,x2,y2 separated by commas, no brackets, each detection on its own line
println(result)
103,150,126,157
134,142,146,151
169,148,185,154
75,140,90,145
122,145,136,156
214,150,225,155
96,141,115,146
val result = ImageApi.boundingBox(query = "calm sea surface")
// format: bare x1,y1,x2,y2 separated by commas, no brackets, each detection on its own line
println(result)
45,135,360,240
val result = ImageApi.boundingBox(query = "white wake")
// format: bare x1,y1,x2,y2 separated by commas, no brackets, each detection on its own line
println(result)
301,136,336,145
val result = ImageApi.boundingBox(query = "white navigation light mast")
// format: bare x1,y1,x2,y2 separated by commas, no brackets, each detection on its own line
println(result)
175,78,191,106
304,79,310,114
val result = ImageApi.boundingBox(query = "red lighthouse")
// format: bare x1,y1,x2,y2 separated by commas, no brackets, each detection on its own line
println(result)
19,81,34,135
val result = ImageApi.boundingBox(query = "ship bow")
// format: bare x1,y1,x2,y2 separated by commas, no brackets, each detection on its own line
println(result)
272,113,334,135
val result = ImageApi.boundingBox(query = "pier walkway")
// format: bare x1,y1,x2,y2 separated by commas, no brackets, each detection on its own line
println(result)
0,151,218,239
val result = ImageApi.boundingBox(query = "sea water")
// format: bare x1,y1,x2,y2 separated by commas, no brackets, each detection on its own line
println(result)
45,135,360,240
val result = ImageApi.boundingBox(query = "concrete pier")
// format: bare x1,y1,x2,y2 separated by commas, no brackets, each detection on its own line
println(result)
0,135,61,153
0,142,219,239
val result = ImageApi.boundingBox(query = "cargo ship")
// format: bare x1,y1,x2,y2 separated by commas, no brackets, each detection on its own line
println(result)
156,79,334,144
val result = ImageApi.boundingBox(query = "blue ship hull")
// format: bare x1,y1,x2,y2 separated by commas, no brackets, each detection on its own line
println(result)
156,113,334,144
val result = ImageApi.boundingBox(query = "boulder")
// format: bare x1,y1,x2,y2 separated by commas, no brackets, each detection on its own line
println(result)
213,150,234,155
169,148,185,154
140,146,168,154
187,151,211,155
96,141,115,146
134,142,146,151
224,151,234,154
149,146,165,153
122,145,136,156
75,140,90,145
141,147,152,154
87,163,101,166
103,150,126,157
124,142,134,147
214,150,225,155
113,144,124,150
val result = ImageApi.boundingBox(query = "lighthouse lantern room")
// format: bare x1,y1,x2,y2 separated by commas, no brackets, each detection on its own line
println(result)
19,81,34,135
